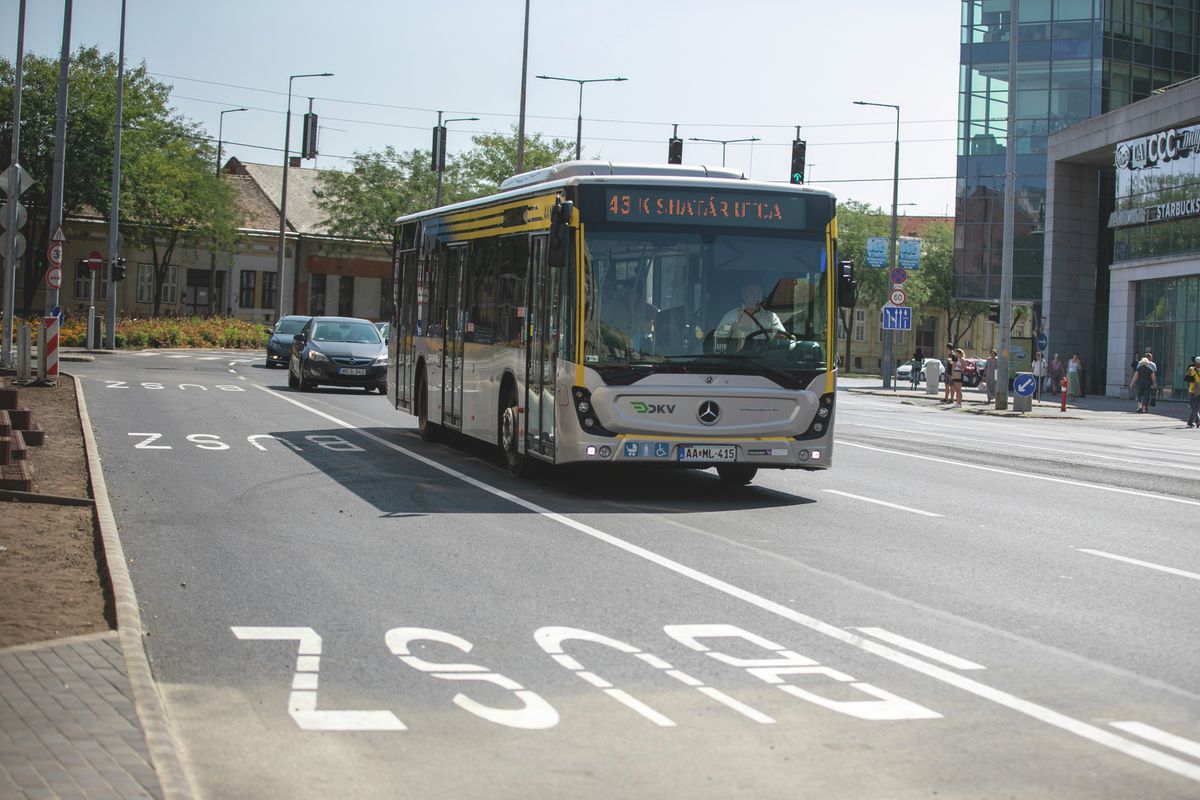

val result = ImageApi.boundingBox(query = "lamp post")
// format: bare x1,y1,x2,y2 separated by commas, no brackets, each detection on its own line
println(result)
209,107,247,315
535,74,626,160
854,99,900,389
434,111,480,207
276,72,332,321
687,136,760,167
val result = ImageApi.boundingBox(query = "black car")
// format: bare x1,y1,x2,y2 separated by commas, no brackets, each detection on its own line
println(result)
265,315,312,368
287,316,387,393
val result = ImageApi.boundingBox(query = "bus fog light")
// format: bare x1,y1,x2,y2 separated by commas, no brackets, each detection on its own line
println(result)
798,450,809,461
811,449,821,460
586,445,597,456
583,418,595,428
599,446,612,458
813,422,824,433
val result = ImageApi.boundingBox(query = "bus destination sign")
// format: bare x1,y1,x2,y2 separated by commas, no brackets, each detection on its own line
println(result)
606,189,807,229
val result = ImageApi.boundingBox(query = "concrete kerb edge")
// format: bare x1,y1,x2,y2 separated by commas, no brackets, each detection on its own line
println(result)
68,371,198,800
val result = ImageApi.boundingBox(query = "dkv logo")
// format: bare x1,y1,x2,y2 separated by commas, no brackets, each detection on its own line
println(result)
630,401,676,415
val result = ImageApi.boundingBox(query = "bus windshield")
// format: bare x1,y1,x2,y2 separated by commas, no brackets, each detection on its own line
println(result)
582,227,828,378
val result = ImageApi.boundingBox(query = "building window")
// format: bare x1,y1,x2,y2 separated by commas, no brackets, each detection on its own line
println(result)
309,274,326,315
74,259,108,301
239,271,256,308
135,263,176,305
261,272,277,310
338,276,355,316
853,308,866,342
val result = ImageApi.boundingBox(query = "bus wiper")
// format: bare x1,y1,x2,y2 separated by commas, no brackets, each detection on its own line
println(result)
662,354,800,387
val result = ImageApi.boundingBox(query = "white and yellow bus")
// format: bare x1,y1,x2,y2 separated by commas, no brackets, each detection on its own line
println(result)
387,162,855,484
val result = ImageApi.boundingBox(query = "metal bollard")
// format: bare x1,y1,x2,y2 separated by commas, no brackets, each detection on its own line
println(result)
16,324,32,382
1061,376,1068,412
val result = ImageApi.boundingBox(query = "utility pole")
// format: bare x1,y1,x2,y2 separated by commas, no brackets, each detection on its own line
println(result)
2,0,28,369
47,0,73,326
995,0,1018,410
515,0,530,174
104,0,125,349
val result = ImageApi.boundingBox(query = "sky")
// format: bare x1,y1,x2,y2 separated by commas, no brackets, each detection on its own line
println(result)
2,0,963,216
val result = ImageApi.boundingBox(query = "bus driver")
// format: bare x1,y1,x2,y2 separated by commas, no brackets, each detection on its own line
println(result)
714,279,788,352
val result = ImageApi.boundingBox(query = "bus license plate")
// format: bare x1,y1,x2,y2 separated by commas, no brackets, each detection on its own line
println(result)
678,445,736,462
338,367,367,376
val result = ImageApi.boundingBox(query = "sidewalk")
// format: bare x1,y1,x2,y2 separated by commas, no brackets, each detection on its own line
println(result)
841,378,1190,422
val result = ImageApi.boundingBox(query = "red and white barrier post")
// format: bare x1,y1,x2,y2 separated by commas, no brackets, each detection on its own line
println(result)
1060,376,1068,412
39,316,60,383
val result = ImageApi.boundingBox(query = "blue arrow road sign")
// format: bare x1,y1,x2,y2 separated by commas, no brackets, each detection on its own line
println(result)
1013,373,1038,398
1036,332,1048,352
881,306,912,331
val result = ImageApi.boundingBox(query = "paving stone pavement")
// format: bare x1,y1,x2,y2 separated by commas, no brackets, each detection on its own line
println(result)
0,631,162,800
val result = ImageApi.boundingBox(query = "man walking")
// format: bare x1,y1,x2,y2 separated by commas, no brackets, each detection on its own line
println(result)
1186,356,1200,428
984,348,998,402
1031,351,1048,401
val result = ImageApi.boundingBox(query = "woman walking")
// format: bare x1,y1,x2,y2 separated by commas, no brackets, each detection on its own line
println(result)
950,349,965,407
1130,356,1156,413
1067,353,1083,398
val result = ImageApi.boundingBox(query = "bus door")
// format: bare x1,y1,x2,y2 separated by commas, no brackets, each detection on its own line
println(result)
525,235,557,458
442,245,467,429
393,250,416,409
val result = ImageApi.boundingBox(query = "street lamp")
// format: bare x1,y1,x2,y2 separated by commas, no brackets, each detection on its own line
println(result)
276,71,333,321
687,136,760,167
210,107,247,315
536,74,626,160
434,111,480,207
854,99,900,389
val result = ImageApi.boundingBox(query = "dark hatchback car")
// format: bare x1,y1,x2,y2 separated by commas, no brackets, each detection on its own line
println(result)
265,315,312,368
287,316,387,393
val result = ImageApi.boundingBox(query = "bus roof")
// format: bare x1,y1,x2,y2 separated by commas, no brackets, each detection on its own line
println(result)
393,161,836,226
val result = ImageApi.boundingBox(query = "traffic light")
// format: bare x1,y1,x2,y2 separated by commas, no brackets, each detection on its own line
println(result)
431,125,447,173
987,304,1000,324
790,139,807,184
111,257,127,282
667,137,683,165
301,112,319,160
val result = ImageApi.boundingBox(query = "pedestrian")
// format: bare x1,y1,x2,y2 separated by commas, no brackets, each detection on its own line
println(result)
950,350,965,407
984,348,998,402
1049,353,1063,393
1130,356,1156,413
1186,356,1200,428
1067,353,1083,398
1031,350,1048,400
910,348,924,389
942,343,955,402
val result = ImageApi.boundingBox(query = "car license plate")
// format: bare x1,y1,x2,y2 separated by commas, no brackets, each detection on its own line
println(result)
338,367,367,376
677,445,736,462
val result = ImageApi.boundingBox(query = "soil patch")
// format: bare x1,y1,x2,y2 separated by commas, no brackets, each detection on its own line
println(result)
0,373,112,647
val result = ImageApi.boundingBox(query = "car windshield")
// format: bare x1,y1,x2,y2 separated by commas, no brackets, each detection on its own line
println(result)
275,318,308,336
582,228,827,376
311,321,381,344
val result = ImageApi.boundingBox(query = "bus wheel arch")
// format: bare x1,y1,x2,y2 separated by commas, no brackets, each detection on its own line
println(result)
499,374,533,478
415,361,444,443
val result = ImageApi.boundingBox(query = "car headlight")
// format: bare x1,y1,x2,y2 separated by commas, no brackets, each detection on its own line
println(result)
307,350,329,362
373,355,388,365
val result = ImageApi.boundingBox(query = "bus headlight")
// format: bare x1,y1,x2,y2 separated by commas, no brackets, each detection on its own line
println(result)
817,406,830,418
571,386,615,437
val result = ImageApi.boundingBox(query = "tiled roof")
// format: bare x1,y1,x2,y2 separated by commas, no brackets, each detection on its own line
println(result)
227,173,282,232
898,215,953,237
232,160,330,236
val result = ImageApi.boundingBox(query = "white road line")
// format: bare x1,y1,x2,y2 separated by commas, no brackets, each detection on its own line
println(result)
837,440,1200,508
854,628,986,671
253,382,1200,785
1076,549,1200,582
164,354,190,359
1111,721,1200,760
822,490,942,517
197,356,221,361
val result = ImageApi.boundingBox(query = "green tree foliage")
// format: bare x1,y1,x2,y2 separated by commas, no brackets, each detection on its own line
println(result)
833,199,889,369
1,47,235,314
316,125,574,249
905,220,988,348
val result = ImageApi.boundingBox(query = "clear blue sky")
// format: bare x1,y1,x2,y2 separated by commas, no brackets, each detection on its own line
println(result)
2,0,962,215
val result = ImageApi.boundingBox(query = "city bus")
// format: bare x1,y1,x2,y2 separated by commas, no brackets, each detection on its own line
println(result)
387,161,855,484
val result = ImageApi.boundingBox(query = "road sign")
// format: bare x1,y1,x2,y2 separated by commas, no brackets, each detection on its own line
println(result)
0,201,27,230
50,224,66,242
47,242,63,267
0,230,25,260
889,267,908,284
1013,373,1037,398
898,238,921,269
881,306,912,331
1,163,35,197
87,249,104,270
865,237,888,268
1036,332,1048,352
45,266,63,290
889,288,907,306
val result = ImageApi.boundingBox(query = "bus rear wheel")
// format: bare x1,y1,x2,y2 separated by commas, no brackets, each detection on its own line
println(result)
716,465,758,486
416,371,444,442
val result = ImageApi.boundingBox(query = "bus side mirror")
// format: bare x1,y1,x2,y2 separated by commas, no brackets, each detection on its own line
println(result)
547,199,574,268
837,261,857,309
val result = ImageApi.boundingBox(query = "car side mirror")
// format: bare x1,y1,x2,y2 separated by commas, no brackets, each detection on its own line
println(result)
547,198,574,269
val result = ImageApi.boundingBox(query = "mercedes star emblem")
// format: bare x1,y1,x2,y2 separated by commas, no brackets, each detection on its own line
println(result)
697,400,721,425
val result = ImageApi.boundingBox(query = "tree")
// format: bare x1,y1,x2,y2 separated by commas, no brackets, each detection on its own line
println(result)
456,126,574,196
833,199,889,370
0,45,234,316
906,220,988,348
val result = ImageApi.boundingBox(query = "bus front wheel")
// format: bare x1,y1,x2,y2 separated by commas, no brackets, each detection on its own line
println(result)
416,371,444,442
501,391,534,478
716,465,758,486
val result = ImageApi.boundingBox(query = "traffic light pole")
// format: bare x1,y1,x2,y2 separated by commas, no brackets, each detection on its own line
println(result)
104,0,126,350
994,0,1019,410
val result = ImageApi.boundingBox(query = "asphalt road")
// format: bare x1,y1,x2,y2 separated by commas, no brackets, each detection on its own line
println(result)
70,352,1200,799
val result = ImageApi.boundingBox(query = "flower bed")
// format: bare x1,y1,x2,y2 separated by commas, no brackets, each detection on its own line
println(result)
15,316,270,349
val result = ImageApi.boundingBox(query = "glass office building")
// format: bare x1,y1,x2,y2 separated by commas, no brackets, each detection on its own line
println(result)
955,0,1200,304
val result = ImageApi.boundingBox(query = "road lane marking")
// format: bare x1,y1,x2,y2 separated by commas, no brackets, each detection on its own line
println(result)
1076,549,1200,582
252,383,1200,784
822,490,942,517
1111,722,1200,760
837,440,1200,508
854,628,985,671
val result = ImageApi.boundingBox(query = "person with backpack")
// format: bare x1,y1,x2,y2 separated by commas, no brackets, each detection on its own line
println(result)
1130,356,1156,413
1186,356,1200,428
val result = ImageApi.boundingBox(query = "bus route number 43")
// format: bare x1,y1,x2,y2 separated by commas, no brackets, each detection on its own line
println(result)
232,622,940,732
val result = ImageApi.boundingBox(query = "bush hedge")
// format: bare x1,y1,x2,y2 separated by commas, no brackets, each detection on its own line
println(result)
16,316,271,349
